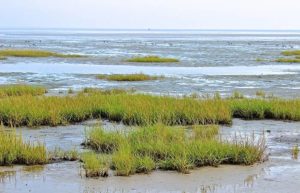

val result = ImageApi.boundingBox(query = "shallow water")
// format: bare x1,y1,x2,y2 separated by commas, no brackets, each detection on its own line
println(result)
0,119,299,193
1,29,300,97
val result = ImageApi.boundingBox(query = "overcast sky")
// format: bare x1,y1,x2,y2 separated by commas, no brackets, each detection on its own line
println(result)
1,0,300,29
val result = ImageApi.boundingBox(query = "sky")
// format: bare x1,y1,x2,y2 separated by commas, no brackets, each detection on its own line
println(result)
1,0,300,29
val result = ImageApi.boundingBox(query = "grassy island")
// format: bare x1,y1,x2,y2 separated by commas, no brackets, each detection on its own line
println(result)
97,73,164,81
0,49,83,58
126,56,179,63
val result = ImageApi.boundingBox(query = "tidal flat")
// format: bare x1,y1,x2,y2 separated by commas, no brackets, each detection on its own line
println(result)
0,29,300,193
0,119,299,193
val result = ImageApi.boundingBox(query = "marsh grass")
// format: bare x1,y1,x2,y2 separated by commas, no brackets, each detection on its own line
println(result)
0,84,47,97
1,90,300,127
0,91,231,127
85,125,265,176
191,125,219,139
0,56,6,60
292,145,299,159
96,73,164,81
81,152,110,177
84,127,124,153
275,58,300,63
0,49,83,58
112,144,137,176
255,58,265,62
229,98,300,121
0,129,47,166
126,56,179,63
281,50,300,56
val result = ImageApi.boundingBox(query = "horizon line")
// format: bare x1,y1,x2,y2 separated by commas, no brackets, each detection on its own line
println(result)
1,27,300,31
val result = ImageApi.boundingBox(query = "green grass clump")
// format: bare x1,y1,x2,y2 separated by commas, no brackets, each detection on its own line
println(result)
281,50,300,56
112,144,136,176
0,84,47,97
229,98,300,121
275,50,300,63
0,91,231,127
292,145,299,159
126,56,179,63
0,129,47,166
97,73,164,81
84,127,124,153
85,125,265,175
0,56,6,60
1,90,300,127
275,58,300,63
81,152,110,177
0,49,83,58
255,58,266,62
191,125,219,139
134,155,156,174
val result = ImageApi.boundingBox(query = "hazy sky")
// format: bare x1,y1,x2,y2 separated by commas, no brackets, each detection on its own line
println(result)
1,0,300,29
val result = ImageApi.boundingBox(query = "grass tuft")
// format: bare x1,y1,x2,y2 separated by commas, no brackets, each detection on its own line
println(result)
84,127,124,153
255,58,265,62
112,144,136,176
0,129,47,166
292,145,299,159
81,152,110,177
281,50,300,56
97,73,164,81
85,125,265,175
126,56,179,63
0,84,47,97
0,91,231,127
275,58,300,63
1,91,300,127
0,49,83,58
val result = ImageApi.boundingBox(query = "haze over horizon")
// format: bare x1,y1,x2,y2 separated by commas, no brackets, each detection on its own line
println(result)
1,0,300,30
